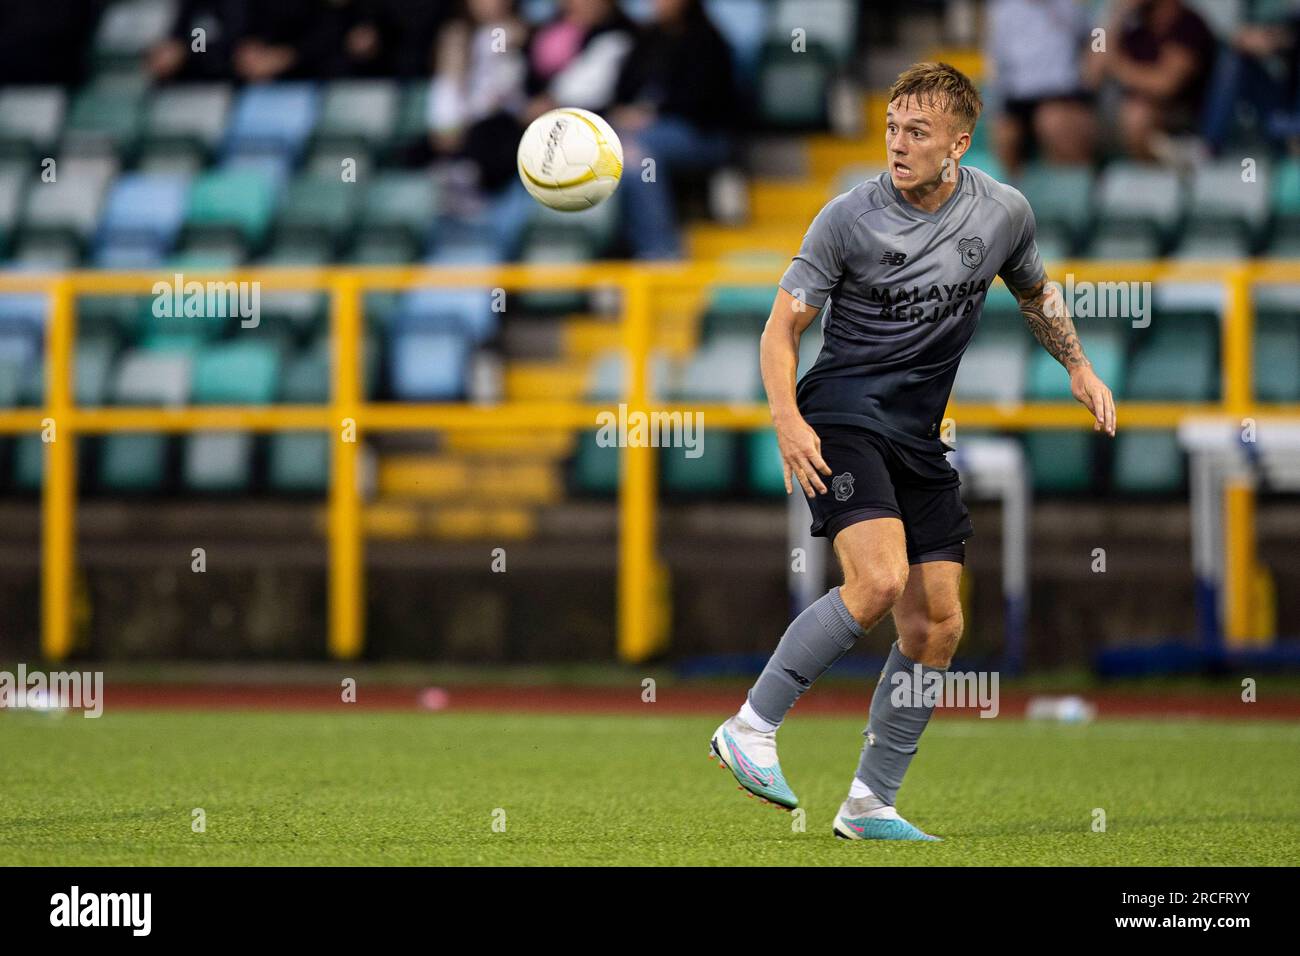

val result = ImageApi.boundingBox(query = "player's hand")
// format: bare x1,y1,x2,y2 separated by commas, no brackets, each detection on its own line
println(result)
1069,363,1116,436
773,411,832,497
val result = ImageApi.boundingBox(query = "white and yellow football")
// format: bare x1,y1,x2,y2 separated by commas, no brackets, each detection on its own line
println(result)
516,107,623,211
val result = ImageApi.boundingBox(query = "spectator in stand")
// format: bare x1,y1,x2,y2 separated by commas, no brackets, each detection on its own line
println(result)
343,0,451,79
985,0,1096,176
611,0,737,259
522,0,636,122
1084,0,1218,163
148,0,251,81
1201,3,1300,155
232,1,357,83
0,0,103,85
427,0,529,192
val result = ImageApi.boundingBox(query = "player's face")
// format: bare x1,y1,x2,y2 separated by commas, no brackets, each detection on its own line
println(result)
885,97,970,194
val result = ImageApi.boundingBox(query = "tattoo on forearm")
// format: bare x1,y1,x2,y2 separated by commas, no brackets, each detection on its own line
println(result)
1013,278,1087,370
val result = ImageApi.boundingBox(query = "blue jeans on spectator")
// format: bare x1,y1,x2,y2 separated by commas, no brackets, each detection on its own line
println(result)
1202,48,1288,154
616,116,731,260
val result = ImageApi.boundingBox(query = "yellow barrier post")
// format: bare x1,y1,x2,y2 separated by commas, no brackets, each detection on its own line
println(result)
42,280,76,661
328,275,364,659
1222,266,1261,646
618,271,660,662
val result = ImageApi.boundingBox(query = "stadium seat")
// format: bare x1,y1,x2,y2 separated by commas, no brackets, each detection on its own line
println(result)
276,175,360,247
1127,314,1218,401
1018,164,1093,255
315,80,399,149
707,0,769,84
223,83,319,162
756,41,833,128
304,141,375,181
953,321,1028,402
1024,431,1094,493
185,168,279,247
746,429,787,496
357,172,439,246
0,87,66,156
1113,431,1184,493
1026,324,1126,400
662,431,737,494
675,337,760,401
268,347,330,493
1255,312,1300,402
393,286,497,345
183,341,282,492
516,229,594,313
769,0,857,63
389,81,430,157
63,83,146,156
144,84,232,155
99,349,192,491
1187,159,1271,252
21,157,118,243
571,430,620,496
1094,163,1184,252
91,0,175,66
389,330,471,400
96,173,190,254
0,163,28,251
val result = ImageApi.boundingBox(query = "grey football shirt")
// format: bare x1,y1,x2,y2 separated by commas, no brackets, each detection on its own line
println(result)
779,165,1044,453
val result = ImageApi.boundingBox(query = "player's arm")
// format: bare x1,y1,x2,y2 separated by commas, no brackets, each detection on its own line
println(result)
761,287,831,497
1009,276,1117,436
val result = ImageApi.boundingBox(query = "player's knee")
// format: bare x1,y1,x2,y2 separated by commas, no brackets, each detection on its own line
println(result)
897,606,963,667
841,563,908,619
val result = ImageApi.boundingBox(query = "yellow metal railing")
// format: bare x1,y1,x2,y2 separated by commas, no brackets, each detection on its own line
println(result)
2,260,1300,662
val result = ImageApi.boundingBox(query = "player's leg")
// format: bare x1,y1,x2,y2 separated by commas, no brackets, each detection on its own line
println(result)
833,445,970,841
711,431,905,810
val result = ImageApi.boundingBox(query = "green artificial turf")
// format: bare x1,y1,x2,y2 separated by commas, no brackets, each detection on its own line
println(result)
2,711,1297,866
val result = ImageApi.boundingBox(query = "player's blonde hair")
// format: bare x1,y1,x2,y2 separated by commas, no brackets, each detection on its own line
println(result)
887,62,983,133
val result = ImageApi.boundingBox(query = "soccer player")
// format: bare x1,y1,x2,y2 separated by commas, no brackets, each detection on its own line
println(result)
709,62,1116,840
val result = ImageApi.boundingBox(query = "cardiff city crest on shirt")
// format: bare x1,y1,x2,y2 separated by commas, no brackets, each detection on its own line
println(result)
832,472,855,502
958,236,986,269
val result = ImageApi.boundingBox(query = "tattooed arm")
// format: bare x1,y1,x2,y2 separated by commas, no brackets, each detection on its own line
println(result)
1010,276,1117,436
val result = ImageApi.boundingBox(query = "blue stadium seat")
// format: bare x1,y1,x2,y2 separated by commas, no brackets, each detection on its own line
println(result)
223,83,320,162
389,331,471,400
393,288,497,345
96,173,190,255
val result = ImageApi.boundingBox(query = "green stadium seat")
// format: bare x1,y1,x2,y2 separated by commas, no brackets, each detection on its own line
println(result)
1271,158,1300,236
63,83,146,156
183,341,282,492
1026,324,1126,400
1127,314,1217,400
756,41,832,127
1024,431,1093,492
676,337,760,401
1173,223,1254,259
516,229,595,312
953,326,1028,402
1113,431,1184,493
166,234,247,269
269,347,330,493
347,231,418,264
1086,223,1163,259
276,175,360,245
185,168,279,247
13,433,44,490
135,139,208,176
260,234,335,265
390,81,430,155
662,432,737,494
357,172,438,244
304,141,375,181
1019,164,1093,254
571,430,620,496
0,87,66,156
746,429,787,496
1255,312,1300,401
0,163,27,250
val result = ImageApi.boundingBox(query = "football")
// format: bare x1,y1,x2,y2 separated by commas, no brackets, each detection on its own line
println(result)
516,107,624,211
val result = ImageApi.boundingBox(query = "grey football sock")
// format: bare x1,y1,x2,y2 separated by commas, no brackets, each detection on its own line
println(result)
745,588,865,728
855,642,942,806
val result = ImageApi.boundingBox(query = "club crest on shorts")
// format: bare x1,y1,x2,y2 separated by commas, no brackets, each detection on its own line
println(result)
832,471,855,501
958,236,986,269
